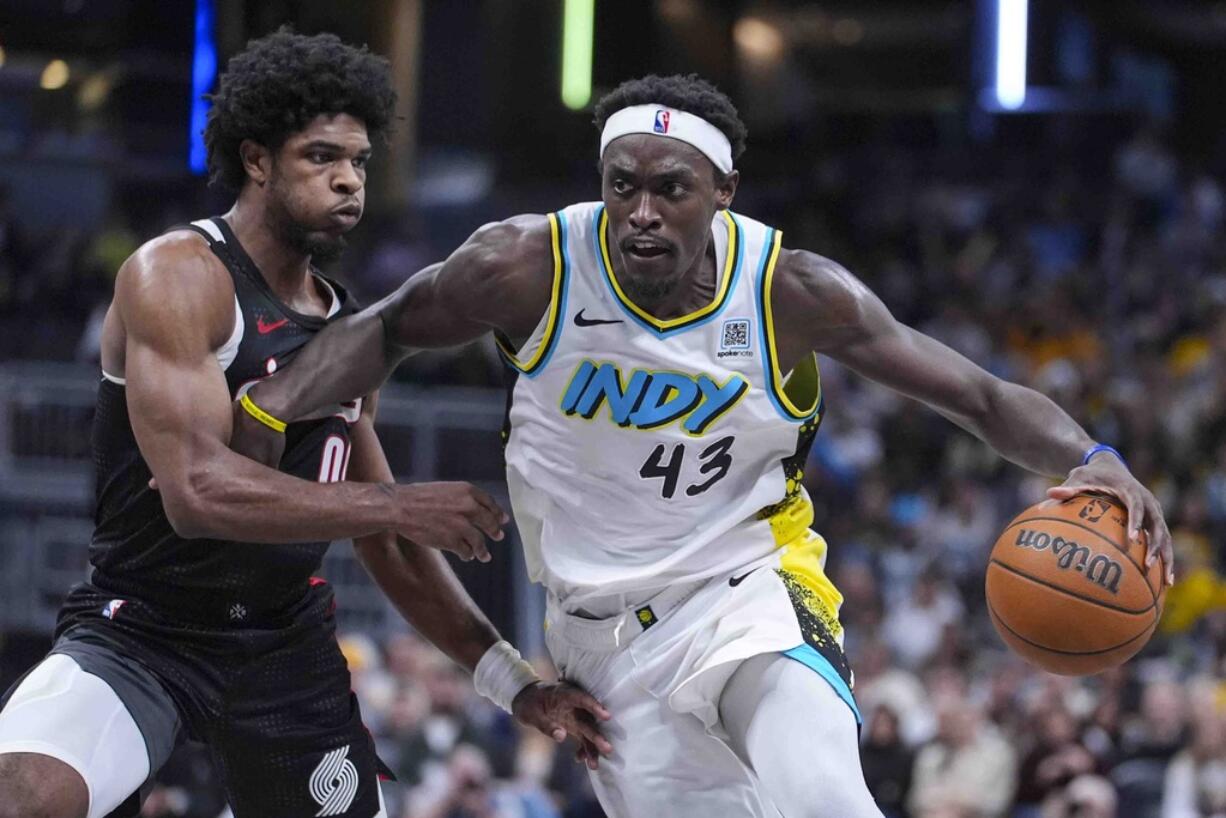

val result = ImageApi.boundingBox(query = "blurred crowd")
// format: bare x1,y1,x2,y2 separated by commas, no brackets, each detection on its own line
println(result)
4,119,1226,818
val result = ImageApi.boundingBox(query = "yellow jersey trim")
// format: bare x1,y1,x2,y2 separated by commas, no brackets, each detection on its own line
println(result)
760,229,821,419
597,209,739,332
496,212,567,376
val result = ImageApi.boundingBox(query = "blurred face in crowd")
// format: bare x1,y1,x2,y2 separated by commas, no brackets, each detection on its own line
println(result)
1141,680,1186,736
936,695,980,746
243,113,369,261
450,746,493,813
600,134,738,305
1039,707,1077,748
867,706,901,747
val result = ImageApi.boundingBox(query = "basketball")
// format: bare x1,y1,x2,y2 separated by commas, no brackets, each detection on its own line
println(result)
985,493,1165,676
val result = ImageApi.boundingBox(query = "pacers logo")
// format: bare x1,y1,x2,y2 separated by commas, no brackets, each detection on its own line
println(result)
309,744,359,817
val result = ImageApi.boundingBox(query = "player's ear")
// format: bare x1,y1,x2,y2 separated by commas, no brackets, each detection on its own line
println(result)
239,139,271,188
714,169,739,211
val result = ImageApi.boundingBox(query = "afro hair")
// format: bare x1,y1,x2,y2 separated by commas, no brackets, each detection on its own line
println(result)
204,27,396,191
593,74,748,164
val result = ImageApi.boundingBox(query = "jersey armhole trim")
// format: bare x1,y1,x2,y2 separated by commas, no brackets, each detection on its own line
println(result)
757,229,821,421
496,212,569,377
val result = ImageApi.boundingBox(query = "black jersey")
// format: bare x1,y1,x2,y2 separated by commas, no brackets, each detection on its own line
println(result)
75,216,362,627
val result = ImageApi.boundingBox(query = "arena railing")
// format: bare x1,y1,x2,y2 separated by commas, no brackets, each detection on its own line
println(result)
0,362,545,659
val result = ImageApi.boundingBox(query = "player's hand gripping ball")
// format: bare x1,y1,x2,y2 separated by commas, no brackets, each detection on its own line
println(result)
985,493,1165,676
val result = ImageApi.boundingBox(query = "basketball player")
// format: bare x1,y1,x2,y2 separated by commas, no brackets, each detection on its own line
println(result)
0,30,608,818
226,75,1174,817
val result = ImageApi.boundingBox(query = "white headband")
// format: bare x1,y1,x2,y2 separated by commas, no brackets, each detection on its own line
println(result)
599,104,733,174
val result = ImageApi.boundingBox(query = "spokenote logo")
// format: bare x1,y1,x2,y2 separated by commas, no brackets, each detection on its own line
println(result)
310,744,359,817
717,318,753,358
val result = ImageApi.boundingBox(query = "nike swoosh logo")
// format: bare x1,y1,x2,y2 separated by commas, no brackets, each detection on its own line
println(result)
574,309,624,327
256,317,290,334
729,568,759,587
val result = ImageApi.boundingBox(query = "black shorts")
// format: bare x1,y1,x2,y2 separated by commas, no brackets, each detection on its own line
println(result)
40,580,389,818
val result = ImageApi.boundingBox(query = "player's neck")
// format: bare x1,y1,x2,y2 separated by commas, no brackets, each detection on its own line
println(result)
223,200,315,303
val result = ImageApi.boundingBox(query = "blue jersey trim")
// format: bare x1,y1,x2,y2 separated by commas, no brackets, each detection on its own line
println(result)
782,643,862,724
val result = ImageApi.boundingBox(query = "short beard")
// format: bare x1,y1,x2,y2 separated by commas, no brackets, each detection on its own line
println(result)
621,272,679,304
266,175,346,264
274,217,347,265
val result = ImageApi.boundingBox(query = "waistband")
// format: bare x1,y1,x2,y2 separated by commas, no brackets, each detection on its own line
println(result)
545,576,710,653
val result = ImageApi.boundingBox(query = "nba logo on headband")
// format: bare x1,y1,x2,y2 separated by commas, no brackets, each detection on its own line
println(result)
601,104,733,174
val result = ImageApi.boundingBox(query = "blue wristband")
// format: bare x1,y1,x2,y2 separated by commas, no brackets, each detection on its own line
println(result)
1083,443,1127,469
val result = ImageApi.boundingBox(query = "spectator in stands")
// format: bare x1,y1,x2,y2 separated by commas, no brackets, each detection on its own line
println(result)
907,692,1017,818
1161,686,1226,818
1112,680,1190,818
396,653,504,789
408,744,559,818
1041,774,1119,818
883,568,965,671
861,704,914,818
1015,705,1099,817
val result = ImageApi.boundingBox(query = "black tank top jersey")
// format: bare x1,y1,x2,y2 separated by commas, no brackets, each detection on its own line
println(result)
78,217,362,627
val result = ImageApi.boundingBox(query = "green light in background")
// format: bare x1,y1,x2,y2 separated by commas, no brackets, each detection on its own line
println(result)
561,0,594,110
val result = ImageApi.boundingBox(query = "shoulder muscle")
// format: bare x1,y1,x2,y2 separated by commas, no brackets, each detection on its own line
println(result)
115,231,235,356
772,248,893,357
435,214,555,339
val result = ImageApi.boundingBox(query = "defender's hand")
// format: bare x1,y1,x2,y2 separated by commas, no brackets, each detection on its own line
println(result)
393,482,508,563
1047,455,1173,585
512,681,613,770
230,396,287,468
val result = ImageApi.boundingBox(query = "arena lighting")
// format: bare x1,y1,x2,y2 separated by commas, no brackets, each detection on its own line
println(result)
995,0,1028,110
188,0,217,174
40,60,70,90
733,17,785,63
561,0,594,110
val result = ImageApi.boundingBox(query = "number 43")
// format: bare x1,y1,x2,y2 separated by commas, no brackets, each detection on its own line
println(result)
639,435,735,499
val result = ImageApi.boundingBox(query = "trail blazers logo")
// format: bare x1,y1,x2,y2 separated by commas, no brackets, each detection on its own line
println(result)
310,744,359,816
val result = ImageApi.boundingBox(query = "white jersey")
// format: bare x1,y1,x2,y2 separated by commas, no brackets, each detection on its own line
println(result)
501,202,823,610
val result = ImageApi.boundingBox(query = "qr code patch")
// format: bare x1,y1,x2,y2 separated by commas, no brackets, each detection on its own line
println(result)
721,319,750,350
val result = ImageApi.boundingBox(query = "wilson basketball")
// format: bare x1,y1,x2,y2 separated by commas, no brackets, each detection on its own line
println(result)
985,493,1165,676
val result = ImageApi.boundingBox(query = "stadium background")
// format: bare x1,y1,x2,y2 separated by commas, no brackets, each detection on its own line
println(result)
1,1,1224,816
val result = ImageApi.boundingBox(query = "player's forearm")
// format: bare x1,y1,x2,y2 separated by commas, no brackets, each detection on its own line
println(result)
961,378,1096,478
164,453,400,543
251,303,405,423
353,534,500,671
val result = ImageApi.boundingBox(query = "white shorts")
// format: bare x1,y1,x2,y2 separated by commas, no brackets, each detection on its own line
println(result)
544,547,858,818
0,654,152,818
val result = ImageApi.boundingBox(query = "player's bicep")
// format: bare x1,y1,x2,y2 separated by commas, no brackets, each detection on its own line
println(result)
124,338,234,481
834,316,996,426
116,249,235,492
380,261,488,350
382,216,553,349
789,251,997,425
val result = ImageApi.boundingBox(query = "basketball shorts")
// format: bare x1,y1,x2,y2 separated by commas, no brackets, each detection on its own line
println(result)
544,529,859,818
0,580,388,818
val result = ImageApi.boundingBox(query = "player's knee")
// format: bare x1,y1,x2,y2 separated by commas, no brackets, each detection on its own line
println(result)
0,753,89,818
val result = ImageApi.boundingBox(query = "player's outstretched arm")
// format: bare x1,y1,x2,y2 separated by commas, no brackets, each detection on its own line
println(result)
773,248,1172,582
346,395,613,763
115,237,504,555
236,215,554,465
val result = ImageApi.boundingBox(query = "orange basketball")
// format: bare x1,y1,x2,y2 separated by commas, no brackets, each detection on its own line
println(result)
985,493,1165,676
